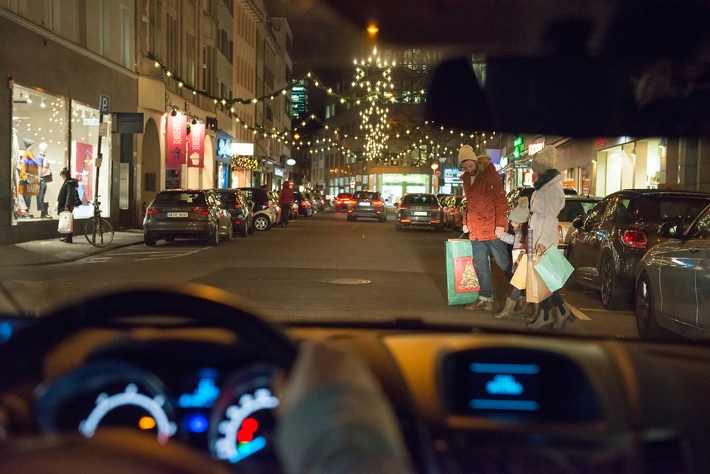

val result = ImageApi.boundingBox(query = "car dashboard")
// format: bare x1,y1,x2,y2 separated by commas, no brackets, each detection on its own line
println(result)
2,295,710,474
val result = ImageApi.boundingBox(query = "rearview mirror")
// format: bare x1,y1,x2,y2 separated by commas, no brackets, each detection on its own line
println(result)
658,221,683,238
572,215,585,229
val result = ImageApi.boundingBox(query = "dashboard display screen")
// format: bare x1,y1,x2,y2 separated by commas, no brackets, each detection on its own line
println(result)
468,362,541,413
442,348,602,422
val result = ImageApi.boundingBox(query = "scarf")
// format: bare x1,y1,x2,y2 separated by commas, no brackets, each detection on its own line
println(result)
533,168,561,190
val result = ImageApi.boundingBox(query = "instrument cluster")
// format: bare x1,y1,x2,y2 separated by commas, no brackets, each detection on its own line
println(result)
34,358,283,472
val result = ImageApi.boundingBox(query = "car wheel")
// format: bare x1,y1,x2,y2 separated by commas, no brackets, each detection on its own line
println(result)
226,224,234,241
240,223,248,238
635,272,663,338
600,255,625,309
208,226,219,246
253,215,270,231
396,222,403,231
347,214,353,222
144,233,157,246
435,224,444,232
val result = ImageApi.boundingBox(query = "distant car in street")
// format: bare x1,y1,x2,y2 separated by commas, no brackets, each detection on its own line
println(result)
334,192,352,211
567,189,710,309
635,203,710,339
143,189,232,246
347,190,387,222
395,193,444,231
293,191,313,217
215,188,253,237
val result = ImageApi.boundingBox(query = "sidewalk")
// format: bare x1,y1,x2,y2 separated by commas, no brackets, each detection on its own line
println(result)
0,229,146,267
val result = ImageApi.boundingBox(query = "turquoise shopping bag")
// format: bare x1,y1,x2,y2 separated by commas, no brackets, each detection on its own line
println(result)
446,237,480,305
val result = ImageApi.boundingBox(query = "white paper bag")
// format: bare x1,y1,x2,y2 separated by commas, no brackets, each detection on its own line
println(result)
57,211,73,233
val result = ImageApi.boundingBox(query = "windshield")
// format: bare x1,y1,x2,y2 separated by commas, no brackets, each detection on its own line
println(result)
3,0,710,346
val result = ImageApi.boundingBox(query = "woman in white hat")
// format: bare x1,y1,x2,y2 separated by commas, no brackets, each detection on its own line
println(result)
526,146,576,330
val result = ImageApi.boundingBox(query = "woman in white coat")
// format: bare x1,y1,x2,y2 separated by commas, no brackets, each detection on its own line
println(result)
526,146,576,330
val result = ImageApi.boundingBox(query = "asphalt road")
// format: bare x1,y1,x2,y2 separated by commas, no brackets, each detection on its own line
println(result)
0,208,639,337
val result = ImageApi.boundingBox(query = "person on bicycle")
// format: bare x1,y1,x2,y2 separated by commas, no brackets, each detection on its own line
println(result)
57,168,81,243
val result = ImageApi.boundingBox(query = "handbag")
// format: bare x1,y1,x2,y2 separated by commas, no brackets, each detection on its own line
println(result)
510,253,528,290
446,236,480,305
57,211,74,234
532,246,574,292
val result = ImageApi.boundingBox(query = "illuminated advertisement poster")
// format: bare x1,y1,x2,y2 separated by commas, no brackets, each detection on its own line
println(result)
73,141,94,206
187,123,205,168
166,114,186,169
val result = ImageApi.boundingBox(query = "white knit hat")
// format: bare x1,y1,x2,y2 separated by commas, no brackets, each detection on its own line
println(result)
532,145,557,172
509,196,530,223
458,145,477,166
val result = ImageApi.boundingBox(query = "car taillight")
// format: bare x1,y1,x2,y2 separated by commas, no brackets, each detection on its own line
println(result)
349,199,357,206
431,206,441,211
621,230,648,249
192,207,210,215
372,199,384,207
399,205,410,209
146,207,161,215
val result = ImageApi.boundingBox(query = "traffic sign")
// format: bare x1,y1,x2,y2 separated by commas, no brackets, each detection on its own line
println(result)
99,95,110,115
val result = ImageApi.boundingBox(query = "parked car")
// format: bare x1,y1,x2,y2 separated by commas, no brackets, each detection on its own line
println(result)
567,189,710,309
303,192,320,214
557,195,603,253
292,191,313,217
442,195,466,231
142,189,232,246
268,191,283,224
215,188,253,237
346,190,388,222
334,192,352,211
395,193,444,231
635,203,710,339
237,187,277,232
311,192,326,211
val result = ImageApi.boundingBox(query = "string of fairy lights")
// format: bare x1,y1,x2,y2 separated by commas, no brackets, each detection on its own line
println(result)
147,49,495,164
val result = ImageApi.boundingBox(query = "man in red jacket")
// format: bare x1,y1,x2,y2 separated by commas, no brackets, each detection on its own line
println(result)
459,145,511,312
278,181,294,227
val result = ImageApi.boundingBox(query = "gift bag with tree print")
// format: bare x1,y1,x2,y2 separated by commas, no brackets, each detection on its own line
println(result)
446,237,480,305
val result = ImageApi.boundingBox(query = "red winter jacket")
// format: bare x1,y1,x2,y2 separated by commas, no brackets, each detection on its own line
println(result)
462,157,508,241
279,184,294,205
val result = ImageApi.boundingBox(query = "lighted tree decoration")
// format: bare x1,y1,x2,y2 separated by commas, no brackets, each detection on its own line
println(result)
353,47,395,161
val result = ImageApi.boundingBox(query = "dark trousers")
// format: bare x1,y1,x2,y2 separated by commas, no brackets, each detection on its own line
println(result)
279,204,291,226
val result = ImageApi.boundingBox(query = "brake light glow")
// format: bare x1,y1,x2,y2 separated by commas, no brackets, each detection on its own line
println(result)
399,205,410,209
372,199,384,207
349,199,358,206
192,208,210,215
431,206,441,211
146,207,162,215
621,230,648,249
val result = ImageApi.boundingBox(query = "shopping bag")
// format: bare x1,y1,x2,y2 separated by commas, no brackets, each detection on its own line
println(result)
510,253,528,290
526,257,552,303
57,211,74,233
446,238,480,305
532,246,574,292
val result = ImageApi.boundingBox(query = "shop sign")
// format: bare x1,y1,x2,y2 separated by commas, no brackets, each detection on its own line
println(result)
187,123,205,168
500,156,509,168
528,141,545,155
217,138,232,158
166,114,186,168
443,168,463,184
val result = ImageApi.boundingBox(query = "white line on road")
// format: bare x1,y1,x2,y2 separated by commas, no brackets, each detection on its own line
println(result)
566,302,591,320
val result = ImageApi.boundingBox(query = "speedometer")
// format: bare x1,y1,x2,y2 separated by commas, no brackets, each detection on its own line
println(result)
35,360,177,443
208,364,281,469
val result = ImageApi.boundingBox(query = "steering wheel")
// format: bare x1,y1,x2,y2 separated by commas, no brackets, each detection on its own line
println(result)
0,283,297,473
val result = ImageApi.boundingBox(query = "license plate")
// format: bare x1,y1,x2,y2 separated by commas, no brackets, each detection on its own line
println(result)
413,211,427,216
358,202,370,207
167,212,188,218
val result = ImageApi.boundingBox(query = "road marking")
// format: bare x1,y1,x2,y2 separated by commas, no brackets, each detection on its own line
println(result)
136,248,208,261
566,302,591,320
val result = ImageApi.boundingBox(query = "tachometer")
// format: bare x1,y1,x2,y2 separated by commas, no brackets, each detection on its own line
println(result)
208,364,281,468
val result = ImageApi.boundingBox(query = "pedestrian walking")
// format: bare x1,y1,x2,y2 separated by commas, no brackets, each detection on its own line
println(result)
278,181,294,227
458,145,511,312
525,145,576,329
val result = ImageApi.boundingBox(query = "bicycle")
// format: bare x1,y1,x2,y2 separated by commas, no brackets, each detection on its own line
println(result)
84,195,114,247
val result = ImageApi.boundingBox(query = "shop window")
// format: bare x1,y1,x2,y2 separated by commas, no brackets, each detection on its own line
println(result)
11,85,68,222
70,101,112,219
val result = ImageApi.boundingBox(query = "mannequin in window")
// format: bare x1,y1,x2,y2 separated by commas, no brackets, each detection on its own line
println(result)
18,138,42,217
36,142,52,218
